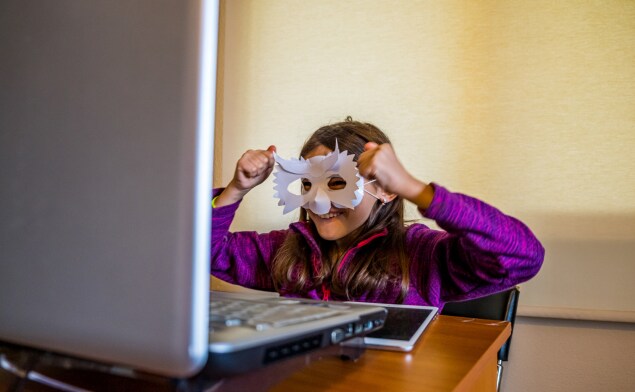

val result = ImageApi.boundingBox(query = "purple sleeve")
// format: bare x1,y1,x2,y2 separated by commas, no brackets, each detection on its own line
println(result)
210,189,286,291
408,184,544,304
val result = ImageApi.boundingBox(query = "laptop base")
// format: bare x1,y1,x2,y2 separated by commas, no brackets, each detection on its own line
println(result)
1,339,366,392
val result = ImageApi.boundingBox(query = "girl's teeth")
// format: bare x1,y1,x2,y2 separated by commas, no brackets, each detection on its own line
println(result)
319,212,340,219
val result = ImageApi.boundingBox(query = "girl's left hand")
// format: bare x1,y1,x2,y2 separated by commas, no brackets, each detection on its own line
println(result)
357,142,433,209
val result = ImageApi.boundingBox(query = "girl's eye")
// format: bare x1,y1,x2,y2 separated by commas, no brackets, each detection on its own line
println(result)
328,177,346,190
301,179,312,192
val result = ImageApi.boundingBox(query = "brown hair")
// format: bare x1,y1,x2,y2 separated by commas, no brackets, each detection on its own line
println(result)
271,117,410,302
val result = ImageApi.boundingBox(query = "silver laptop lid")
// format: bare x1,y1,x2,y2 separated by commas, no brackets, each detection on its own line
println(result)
0,0,218,377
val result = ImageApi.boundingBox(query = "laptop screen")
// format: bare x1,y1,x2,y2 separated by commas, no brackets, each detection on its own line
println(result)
0,0,218,377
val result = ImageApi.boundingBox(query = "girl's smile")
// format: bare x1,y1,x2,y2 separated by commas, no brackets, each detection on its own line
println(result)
314,208,344,220
303,145,379,247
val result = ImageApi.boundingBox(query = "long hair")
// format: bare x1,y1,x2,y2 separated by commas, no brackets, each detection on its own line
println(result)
271,117,410,302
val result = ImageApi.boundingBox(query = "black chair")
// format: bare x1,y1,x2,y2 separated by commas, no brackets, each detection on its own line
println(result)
441,286,520,392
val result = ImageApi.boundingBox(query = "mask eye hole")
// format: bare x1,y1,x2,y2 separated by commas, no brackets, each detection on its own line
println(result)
301,178,312,192
328,177,346,190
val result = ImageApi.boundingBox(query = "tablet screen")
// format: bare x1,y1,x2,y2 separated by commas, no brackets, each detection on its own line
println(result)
366,306,436,341
343,302,438,351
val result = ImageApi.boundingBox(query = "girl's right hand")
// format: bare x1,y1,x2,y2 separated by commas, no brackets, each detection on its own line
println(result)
215,145,276,207
231,145,277,192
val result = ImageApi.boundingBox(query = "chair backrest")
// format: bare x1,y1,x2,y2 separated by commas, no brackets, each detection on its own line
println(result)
440,287,520,361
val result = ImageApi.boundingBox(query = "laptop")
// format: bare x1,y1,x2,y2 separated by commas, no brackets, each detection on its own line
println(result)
0,0,386,381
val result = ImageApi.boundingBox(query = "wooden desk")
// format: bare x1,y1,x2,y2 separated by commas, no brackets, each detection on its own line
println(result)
270,315,510,392
1,316,509,392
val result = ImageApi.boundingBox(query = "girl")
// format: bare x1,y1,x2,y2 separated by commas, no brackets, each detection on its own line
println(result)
211,118,544,307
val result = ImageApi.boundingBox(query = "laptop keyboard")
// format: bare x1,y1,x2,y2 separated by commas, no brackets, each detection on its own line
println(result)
210,298,347,331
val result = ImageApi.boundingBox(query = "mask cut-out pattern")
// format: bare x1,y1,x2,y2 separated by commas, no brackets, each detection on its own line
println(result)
273,141,364,215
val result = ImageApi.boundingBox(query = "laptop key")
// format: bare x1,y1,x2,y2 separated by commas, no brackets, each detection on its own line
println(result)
211,298,343,331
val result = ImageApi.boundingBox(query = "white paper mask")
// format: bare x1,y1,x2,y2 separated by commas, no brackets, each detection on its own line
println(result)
273,141,365,215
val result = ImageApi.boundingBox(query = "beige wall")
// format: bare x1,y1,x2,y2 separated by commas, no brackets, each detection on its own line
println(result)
215,1,635,388
217,0,635,319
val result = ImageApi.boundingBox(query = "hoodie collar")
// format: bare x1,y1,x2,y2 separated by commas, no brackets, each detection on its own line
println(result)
289,222,388,270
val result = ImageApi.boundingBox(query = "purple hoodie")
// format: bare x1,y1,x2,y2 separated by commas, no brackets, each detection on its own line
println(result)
210,184,544,308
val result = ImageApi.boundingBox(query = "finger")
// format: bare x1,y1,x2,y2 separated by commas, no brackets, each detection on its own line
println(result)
357,146,374,164
239,163,258,179
241,157,266,177
245,151,270,168
364,142,379,151
357,149,376,175
254,151,276,175
357,159,376,180
264,146,276,166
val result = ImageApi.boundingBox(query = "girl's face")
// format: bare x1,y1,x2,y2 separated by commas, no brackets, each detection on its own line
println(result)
303,145,379,249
